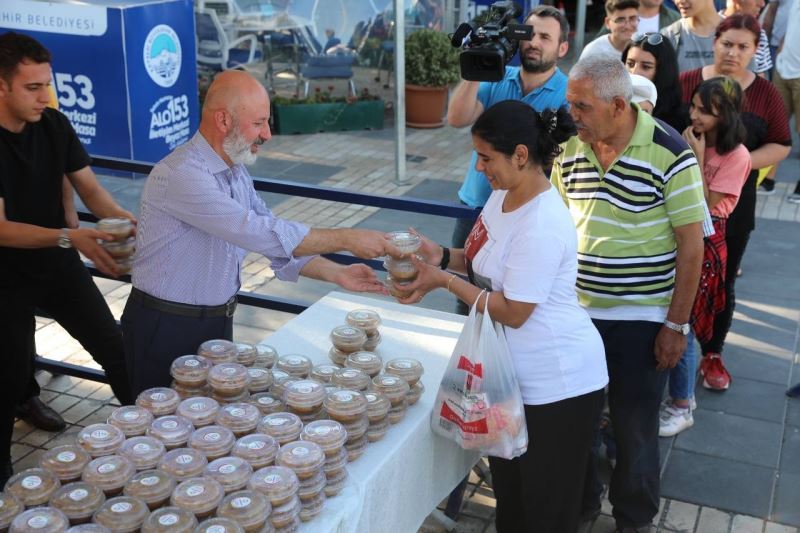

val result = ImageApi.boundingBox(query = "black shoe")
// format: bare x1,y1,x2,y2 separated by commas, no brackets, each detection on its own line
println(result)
757,179,776,195
787,383,800,398
15,396,66,432
0,459,12,488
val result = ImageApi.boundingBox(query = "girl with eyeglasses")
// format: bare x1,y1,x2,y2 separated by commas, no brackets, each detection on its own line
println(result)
659,76,751,436
678,14,791,392
622,32,686,131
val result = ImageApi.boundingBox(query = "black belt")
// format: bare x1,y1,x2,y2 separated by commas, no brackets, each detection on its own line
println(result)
129,287,237,318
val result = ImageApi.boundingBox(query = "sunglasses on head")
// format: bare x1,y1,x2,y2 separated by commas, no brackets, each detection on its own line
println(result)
631,32,664,46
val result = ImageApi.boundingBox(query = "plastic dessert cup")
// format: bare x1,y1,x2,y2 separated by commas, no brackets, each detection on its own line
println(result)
195,517,245,533
215,403,260,437
269,494,301,529
345,352,383,377
39,445,91,483
81,455,135,496
344,434,368,462
234,343,257,367
256,413,303,445
216,490,271,532
92,496,148,532
170,355,211,387
247,466,299,507
107,406,154,437
231,433,279,469
0,492,23,531
384,358,424,386
345,308,382,335
309,364,339,383
102,237,135,259
96,217,133,242
249,392,284,415
211,390,250,405
372,374,410,406
136,387,181,417
366,417,389,442
298,491,325,522
9,507,69,533
48,482,105,524
5,468,61,507
197,339,237,365
254,344,278,369
204,457,252,494
300,420,347,457
386,275,413,299
331,368,370,392
118,436,166,471
386,230,421,254
275,355,312,378
246,367,272,393
76,424,125,458
322,447,348,478
329,326,366,354
407,381,425,406
169,477,224,519
323,389,367,424
188,425,235,460
327,347,348,366
208,363,251,397
176,397,219,428
275,441,325,480
363,391,391,423
147,415,195,449
157,448,207,482
324,468,348,497
141,506,198,533
283,380,325,413
123,469,176,510
170,381,210,400
296,469,326,502
65,524,111,533
362,330,381,352
341,416,369,441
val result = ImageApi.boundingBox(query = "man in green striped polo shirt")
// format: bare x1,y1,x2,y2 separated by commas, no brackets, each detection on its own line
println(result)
551,56,705,532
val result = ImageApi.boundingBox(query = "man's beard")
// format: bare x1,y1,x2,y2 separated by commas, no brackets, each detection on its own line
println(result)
519,48,558,73
223,128,259,166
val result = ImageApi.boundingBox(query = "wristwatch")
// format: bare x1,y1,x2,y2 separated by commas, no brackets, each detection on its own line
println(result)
664,319,690,335
57,228,73,249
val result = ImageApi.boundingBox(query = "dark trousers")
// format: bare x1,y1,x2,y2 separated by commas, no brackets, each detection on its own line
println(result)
702,227,750,355
121,293,233,397
489,388,605,533
0,251,131,464
582,320,667,529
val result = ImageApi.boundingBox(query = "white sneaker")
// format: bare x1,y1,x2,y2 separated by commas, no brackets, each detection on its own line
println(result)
662,396,697,410
659,405,694,437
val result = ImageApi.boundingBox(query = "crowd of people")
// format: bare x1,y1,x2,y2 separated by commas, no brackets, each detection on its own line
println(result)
0,0,798,530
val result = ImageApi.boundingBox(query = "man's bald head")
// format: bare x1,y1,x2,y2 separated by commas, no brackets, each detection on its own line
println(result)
202,70,269,119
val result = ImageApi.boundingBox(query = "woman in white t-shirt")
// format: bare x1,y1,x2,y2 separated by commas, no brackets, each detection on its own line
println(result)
392,101,608,533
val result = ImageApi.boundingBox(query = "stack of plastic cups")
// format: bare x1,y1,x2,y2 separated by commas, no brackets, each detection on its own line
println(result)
275,441,326,522
269,371,300,402
246,367,272,395
323,390,368,462
329,325,366,367
275,355,312,379
248,465,300,531
364,391,391,442
300,420,348,497
169,355,212,399
372,374,411,425
207,363,251,405
96,217,134,275
345,308,382,353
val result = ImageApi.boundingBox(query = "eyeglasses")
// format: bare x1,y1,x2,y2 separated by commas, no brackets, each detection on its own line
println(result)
631,32,664,46
611,15,639,25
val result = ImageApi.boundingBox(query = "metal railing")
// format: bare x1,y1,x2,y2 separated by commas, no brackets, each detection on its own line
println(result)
35,154,479,383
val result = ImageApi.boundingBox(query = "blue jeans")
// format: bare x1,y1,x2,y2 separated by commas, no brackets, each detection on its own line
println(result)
668,331,697,401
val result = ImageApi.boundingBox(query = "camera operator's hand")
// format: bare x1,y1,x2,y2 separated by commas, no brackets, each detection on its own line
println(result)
447,80,484,128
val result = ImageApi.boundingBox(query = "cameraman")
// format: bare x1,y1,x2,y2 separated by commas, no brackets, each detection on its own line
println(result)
447,5,571,314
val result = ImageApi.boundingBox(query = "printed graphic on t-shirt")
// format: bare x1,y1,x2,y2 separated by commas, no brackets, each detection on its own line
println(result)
464,215,489,262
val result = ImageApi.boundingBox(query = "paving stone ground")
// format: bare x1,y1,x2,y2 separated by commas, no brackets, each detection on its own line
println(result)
20,106,800,532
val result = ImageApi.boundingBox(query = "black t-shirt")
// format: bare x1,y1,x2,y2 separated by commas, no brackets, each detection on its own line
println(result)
0,108,91,282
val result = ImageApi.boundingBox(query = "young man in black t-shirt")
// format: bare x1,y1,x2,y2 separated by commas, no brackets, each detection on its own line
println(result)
0,32,134,485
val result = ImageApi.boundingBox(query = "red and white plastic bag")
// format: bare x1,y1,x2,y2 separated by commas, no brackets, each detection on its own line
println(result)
431,291,528,459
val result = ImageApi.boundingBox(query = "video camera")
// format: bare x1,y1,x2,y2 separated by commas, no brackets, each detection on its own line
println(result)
450,1,533,82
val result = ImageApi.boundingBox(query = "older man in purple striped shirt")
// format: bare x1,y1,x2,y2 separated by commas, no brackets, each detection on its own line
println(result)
122,70,399,394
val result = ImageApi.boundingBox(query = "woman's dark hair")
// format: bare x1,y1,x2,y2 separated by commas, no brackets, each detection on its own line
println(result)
470,100,576,169
691,77,746,155
622,37,684,130
715,13,760,46
0,32,51,86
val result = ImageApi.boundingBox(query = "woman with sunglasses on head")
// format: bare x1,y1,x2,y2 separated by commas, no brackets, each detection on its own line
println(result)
622,32,687,131
678,14,791,392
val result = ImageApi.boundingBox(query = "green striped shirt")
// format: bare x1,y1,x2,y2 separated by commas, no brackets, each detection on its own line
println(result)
551,107,706,309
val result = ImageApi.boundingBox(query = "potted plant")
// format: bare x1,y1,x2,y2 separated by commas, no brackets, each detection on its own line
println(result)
271,87,385,135
405,29,461,128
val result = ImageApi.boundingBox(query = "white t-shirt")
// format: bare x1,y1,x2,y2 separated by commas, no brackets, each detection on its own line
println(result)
776,0,800,79
638,13,660,35
579,35,625,62
466,186,608,405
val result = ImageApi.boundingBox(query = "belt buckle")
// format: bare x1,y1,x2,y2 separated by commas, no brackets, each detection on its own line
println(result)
225,298,237,318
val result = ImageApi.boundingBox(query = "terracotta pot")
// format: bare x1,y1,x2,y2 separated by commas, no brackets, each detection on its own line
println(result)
405,84,448,128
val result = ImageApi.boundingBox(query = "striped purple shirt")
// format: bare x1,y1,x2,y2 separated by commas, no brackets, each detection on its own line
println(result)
132,132,313,306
